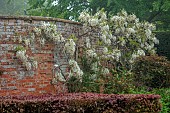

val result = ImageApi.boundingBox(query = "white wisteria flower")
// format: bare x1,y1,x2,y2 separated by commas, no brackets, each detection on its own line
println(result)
121,10,128,16
86,49,97,58
101,34,107,42
91,62,99,72
101,25,109,32
131,53,138,60
32,61,38,69
34,28,41,36
69,59,77,66
16,50,26,60
79,12,91,22
145,29,152,38
40,38,45,45
111,35,117,42
103,47,108,54
24,39,30,47
52,0,58,6
152,37,159,44
137,49,145,56
111,16,121,22
89,18,98,26
18,35,22,43
115,28,121,34
101,68,110,75
55,72,66,82
127,28,136,34
53,34,65,43
106,38,111,45
68,59,83,81
25,62,32,71
85,37,91,48
65,39,76,56
112,49,121,61
101,12,107,20
128,14,136,21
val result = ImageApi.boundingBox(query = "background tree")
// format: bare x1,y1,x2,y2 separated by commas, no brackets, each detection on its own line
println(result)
27,0,89,19
0,0,28,15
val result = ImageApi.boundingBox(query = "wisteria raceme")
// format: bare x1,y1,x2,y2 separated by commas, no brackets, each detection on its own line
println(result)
54,71,66,82
101,68,110,75
91,62,99,72
89,18,98,26
32,22,83,83
86,49,97,58
25,62,32,71
103,47,108,54
32,61,38,69
18,35,22,43
52,0,58,6
16,48,38,71
68,59,83,81
65,39,76,56
85,37,91,48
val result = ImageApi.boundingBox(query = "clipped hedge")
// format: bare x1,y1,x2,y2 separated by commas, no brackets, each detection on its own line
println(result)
0,93,161,113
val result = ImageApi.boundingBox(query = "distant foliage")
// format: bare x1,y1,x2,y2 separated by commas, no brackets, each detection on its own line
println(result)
132,55,170,89
152,88,170,113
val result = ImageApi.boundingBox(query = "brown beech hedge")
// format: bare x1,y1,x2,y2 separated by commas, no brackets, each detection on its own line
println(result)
0,93,161,113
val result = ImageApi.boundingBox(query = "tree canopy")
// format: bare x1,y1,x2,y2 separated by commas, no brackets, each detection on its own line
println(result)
26,0,170,31
0,0,28,15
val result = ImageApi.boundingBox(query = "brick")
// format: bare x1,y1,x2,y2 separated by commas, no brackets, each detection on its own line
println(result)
39,90,46,94
8,86,17,90
28,88,36,92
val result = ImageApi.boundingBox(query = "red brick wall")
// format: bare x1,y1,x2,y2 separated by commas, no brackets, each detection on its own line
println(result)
0,16,81,96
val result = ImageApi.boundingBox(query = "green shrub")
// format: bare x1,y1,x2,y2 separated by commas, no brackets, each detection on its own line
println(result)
103,69,135,94
132,55,170,89
70,68,136,94
67,76,82,93
152,88,170,113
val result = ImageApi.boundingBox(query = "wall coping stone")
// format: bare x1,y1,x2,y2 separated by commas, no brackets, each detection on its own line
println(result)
0,15,81,25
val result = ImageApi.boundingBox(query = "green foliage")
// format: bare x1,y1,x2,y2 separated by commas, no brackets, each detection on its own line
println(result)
0,0,28,15
67,56,136,94
27,0,88,20
153,88,170,113
130,88,170,113
132,55,170,89
0,70,4,76
15,45,26,52
104,69,135,94
66,76,82,93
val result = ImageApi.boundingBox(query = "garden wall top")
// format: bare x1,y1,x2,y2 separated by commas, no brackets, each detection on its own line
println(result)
0,15,81,25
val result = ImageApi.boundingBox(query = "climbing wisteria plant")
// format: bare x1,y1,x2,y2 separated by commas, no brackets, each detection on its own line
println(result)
13,21,83,85
13,9,159,92
78,9,159,72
